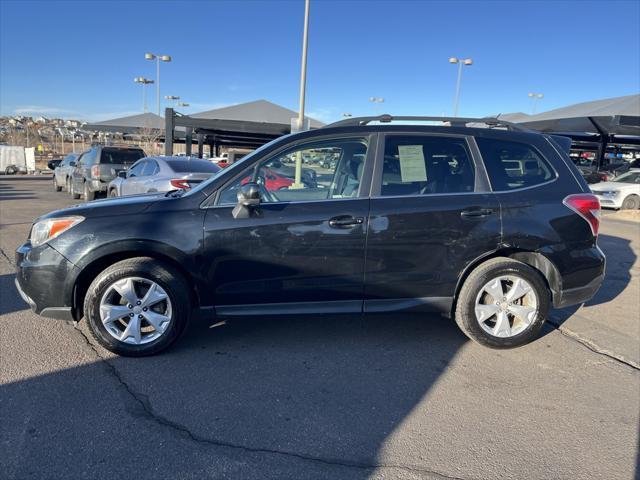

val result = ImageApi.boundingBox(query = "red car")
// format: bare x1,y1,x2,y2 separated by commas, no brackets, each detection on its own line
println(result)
242,168,293,191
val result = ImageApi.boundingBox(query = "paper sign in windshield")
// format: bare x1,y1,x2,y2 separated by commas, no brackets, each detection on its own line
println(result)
398,145,427,182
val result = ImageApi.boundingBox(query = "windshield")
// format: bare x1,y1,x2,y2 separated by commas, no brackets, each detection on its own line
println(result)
182,136,291,197
613,171,640,183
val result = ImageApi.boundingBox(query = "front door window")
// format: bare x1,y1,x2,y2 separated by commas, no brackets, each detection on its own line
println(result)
217,138,369,206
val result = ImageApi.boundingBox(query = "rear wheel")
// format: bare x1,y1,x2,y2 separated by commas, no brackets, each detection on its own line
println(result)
83,258,191,356
53,176,62,192
70,180,81,199
621,195,640,210
84,182,95,201
455,258,549,349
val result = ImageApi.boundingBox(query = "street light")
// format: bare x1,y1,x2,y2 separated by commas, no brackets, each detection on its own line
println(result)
176,102,189,108
342,113,352,117
528,92,544,114
145,53,172,115
369,97,384,103
292,0,311,189
134,77,154,113
449,57,473,117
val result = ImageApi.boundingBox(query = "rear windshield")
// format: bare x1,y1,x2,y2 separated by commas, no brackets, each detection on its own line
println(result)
101,148,145,164
166,159,221,173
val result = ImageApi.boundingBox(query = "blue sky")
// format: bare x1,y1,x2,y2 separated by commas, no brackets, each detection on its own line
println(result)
1,0,638,123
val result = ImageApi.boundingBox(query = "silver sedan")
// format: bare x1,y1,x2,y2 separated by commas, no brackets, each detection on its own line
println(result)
107,156,221,197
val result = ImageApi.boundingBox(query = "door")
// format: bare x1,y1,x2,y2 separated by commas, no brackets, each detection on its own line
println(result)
364,133,501,312
140,160,159,193
72,148,96,192
122,160,147,195
202,135,375,313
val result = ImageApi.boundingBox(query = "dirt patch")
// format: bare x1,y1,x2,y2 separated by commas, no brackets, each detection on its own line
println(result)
611,209,640,222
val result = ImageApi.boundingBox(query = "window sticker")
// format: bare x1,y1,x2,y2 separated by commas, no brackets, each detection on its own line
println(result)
398,145,427,182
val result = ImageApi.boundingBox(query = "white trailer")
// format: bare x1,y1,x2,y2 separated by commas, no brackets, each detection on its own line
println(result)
0,145,28,174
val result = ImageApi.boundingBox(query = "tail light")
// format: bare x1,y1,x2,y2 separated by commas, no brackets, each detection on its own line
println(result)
599,173,609,181
91,165,100,178
170,179,190,189
563,194,601,236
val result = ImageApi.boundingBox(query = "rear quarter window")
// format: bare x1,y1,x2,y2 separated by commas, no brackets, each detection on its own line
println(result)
476,137,555,191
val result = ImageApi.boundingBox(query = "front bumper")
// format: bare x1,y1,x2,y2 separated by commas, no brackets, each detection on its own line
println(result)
15,242,78,320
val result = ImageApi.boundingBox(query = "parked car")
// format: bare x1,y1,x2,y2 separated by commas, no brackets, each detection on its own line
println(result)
69,145,145,200
108,156,221,197
52,153,80,192
590,169,640,209
241,167,293,191
48,159,62,171
16,115,605,357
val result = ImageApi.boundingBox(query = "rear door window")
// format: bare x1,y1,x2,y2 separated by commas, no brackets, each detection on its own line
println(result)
142,160,158,176
378,135,475,196
128,161,146,177
476,137,555,191
101,148,145,165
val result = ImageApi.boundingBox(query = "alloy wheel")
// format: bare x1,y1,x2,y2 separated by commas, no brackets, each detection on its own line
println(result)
99,277,173,345
474,275,538,338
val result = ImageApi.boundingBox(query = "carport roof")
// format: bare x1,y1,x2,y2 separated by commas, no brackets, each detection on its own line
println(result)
191,99,324,129
511,94,640,136
84,112,164,133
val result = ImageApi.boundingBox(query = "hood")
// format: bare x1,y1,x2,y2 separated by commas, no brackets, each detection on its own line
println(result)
40,192,165,221
591,181,631,191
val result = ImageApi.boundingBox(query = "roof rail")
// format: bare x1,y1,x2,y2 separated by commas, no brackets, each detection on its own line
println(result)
325,114,528,131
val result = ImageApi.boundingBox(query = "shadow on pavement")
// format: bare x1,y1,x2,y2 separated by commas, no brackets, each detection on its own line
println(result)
0,312,467,479
0,274,28,316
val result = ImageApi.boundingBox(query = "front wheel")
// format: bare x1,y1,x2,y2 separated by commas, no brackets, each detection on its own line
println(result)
621,195,640,210
53,176,62,192
109,189,118,198
84,258,191,356
455,258,549,349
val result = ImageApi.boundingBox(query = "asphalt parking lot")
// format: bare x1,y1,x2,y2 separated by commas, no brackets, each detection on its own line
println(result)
1,176,639,480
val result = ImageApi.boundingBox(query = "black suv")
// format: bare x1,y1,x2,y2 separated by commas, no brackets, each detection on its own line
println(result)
70,145,145,200
15,116,605,356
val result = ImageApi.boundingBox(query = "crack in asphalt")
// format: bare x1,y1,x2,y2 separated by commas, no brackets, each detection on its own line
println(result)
0,245,13,265
548,319,640,371
71,325,466,480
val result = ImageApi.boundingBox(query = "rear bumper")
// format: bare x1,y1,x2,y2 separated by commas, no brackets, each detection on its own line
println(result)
553,272,605,308
15,242,77,320
552,245,606,308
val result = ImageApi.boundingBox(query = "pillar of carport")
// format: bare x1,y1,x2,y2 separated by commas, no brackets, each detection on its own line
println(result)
197,133,204,158
185,127,193,156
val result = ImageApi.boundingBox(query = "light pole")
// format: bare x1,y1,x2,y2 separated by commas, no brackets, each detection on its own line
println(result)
134,77,154,113
176,102,189,108
449,57,473,117
343,113,352,117
164,95,180,107
145,53,172,115
369,97,384,115
528,92,544,114
293,0,311,189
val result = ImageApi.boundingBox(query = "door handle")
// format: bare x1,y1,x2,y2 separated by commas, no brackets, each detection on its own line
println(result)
329,216,364,228
460,208,494,218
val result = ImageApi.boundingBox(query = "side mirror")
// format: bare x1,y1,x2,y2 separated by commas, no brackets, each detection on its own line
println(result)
232,182,261,219
118,171,127,179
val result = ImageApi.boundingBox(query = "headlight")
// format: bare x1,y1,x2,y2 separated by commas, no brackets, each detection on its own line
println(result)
30,216,84,247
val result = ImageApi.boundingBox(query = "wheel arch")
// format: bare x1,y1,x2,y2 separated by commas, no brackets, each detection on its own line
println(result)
451,248,562,318
71,242,201,321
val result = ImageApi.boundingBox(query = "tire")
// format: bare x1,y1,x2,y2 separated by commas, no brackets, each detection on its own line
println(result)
83,257,191,356
5,166,17,175
455,257,550,349
53,176,62,192
71,181,81,199
109,189,118,198
84,182,95,201
64,177,70,192
621,194,640,210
